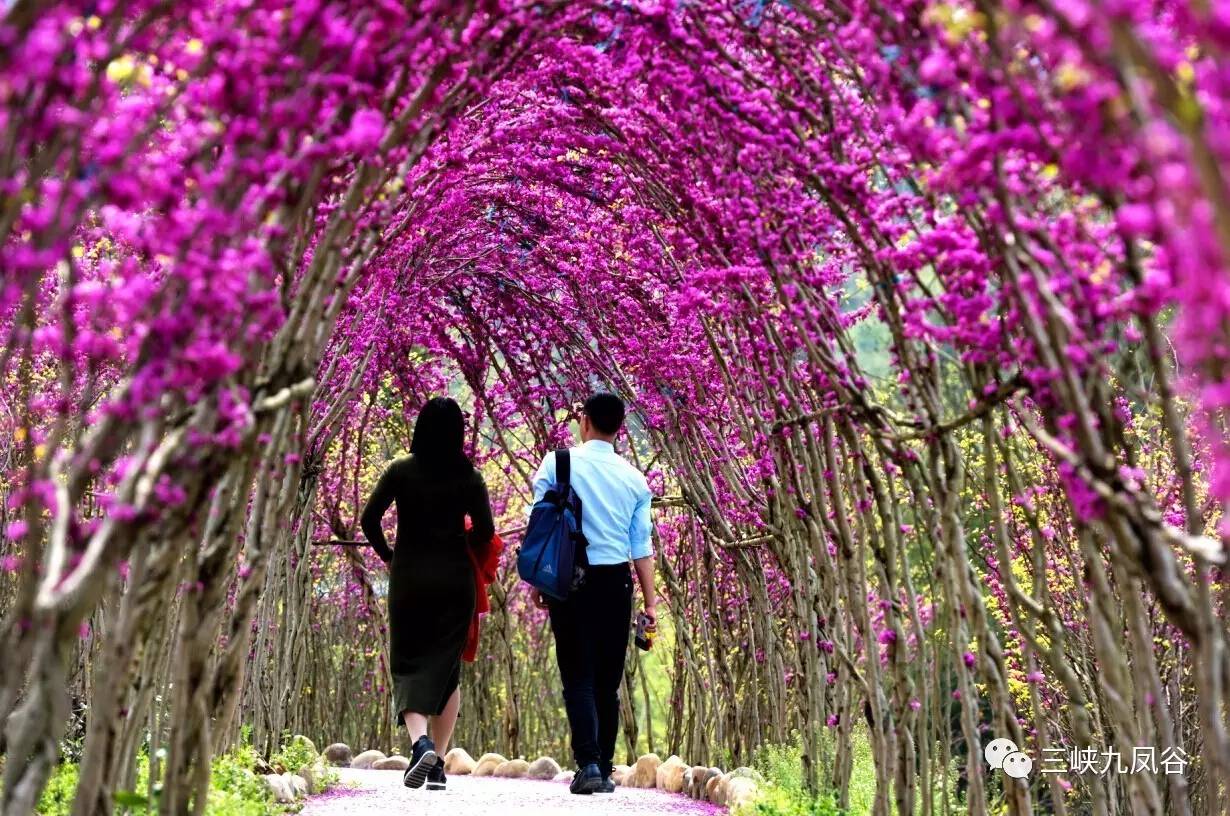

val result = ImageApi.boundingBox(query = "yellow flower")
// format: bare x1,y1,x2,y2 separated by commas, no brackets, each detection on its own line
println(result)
106,55,152,87
106,55,137,83
1175,61,1194,86
924,2,985,42
1091,260,1111,285
1055,62,1090,91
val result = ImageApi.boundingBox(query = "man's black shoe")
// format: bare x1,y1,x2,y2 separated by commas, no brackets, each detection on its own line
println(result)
403,736,439,789
426,761,447,790
597,776,616,793
570,763,603,794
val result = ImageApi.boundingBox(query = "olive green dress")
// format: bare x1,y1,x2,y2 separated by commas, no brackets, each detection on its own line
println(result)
360,455,494,718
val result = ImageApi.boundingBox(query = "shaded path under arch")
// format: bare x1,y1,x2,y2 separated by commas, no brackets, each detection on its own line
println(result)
302,768,725,815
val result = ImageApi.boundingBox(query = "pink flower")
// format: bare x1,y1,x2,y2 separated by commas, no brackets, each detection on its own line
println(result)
1116,203,1155,237
918,51,955,85
345,109,385,155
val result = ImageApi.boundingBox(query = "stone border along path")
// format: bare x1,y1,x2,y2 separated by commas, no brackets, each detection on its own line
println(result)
302,768,729,815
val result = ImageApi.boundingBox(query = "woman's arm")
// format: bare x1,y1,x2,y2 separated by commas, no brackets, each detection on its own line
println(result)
467,471,496,547
360,466,396,564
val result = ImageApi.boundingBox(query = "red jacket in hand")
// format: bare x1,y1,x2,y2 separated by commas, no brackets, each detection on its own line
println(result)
463,519,503,662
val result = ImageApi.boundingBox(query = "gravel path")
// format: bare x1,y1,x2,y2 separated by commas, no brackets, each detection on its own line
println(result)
302,768,727,815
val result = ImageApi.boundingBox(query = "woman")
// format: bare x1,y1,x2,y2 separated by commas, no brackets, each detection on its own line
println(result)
361,397,495,790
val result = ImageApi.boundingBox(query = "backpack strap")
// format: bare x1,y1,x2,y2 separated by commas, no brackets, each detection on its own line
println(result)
554,449,571,496
553,449,584,535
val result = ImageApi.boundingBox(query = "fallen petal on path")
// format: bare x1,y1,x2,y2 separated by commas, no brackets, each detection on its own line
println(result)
302,768,727,815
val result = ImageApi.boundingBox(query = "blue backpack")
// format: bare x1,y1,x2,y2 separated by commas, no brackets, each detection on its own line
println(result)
518,450,589,600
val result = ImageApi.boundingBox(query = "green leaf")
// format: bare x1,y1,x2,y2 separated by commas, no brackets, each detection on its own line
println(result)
113,790,150,808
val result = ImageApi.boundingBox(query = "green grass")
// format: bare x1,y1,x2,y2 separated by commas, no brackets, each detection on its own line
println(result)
741,730,960,816
736,732,878,816
270,735,316,776
736,785,845,816
736,738,842,816
36,762,79,815
846,731,878,814
204,743,283,816
34,735,329,815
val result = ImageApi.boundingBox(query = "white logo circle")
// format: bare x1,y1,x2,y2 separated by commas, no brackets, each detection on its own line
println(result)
1002,751,1033,779
983,738,1019,770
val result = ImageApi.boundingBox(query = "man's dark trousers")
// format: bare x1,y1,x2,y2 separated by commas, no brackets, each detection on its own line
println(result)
548,563,633,776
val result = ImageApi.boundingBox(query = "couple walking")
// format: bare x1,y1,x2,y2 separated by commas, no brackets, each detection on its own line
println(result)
360,392,657,793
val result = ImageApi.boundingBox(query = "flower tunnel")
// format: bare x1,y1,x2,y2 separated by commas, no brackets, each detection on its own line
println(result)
1,1,1229,814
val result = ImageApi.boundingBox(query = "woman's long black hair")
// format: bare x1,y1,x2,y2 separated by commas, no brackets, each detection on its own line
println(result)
409,396,474,476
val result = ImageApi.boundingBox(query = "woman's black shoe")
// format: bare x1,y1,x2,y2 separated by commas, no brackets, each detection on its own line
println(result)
426,762,447,790
403,736,439,789
570,763,603,794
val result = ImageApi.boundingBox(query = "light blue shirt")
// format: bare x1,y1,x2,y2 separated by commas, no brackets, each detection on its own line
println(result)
531,440,654,564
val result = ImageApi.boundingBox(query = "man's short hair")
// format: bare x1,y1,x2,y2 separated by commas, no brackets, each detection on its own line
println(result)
583,392,626,436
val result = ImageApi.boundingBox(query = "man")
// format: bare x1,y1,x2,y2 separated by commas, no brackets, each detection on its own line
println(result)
530,392,657,795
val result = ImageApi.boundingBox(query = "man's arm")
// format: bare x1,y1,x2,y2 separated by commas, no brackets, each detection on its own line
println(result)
633,555,657,620
629,484,656,618
530,454,553,503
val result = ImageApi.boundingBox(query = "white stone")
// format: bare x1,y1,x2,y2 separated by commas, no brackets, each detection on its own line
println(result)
351,749,387,770
371,754,410,771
